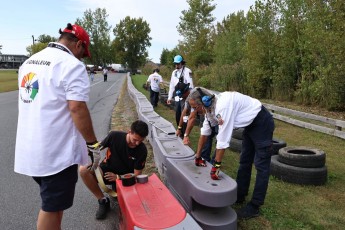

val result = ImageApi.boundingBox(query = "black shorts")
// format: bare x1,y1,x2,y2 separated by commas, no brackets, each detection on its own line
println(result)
33,164,78,212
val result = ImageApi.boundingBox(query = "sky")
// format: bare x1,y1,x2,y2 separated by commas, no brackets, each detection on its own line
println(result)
0,0,256,63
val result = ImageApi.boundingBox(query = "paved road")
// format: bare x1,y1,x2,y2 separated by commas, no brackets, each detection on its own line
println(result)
0,72,126,229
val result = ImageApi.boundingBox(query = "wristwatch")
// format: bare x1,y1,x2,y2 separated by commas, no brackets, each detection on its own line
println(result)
184,133,189,137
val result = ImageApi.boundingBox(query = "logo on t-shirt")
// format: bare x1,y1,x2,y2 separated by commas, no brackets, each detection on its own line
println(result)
19,72,39,103
216,114,224,125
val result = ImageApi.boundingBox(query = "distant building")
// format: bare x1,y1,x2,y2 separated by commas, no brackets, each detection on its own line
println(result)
0,54,29,69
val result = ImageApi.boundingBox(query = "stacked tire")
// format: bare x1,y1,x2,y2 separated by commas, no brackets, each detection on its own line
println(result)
159,92,169,107
142,83,149,91
270,146,327,186
229,128,287,155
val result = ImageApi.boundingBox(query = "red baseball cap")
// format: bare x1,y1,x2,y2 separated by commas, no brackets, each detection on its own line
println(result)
63,24,91,58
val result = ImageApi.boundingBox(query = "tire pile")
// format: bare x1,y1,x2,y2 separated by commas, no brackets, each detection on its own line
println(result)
142,83,149,91
229,128,287,155
270,146,327,186
159,89,175,109
142,84,173,109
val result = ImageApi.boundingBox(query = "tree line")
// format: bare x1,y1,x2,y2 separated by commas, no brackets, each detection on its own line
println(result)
24,0,345,110
153,0,345,111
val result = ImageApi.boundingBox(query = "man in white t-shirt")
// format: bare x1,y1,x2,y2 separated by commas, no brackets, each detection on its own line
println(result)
15,23,101,229
167,55,193,136
146,68,163,107
186,87,275,220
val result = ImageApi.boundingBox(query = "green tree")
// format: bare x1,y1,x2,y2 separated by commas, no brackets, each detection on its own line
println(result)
159,48,179,66
294,0,345,109
160,48,170,66
211,11,248,91
271,0,306,101
244,0,279,98
113,16,151,72
26,34,56,56
177,0,216,67
76,8,113,66
37,34,57,43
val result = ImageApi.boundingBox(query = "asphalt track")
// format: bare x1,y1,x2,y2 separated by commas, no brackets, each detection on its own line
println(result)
0,72,126,229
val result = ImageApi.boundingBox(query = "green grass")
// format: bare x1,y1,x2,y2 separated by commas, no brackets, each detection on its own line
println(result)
132,74,345,230
0,70,18,93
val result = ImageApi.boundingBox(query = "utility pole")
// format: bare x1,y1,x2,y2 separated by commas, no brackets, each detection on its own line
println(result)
32,35,35,46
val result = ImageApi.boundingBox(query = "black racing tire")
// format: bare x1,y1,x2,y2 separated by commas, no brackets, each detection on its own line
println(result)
159,95,168,106
229,138,242,153
232,128,244,140
270,155,327,186
278,146,326,168
169,101,176,110
228,137,286,155
271,138,287,155
142,83,149,91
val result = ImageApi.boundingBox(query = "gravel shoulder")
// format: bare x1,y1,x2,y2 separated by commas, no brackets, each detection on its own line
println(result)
110,79,157,175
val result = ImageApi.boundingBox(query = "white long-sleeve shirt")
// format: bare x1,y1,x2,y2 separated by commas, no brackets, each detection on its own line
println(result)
207,92,262,149
168,66,193,100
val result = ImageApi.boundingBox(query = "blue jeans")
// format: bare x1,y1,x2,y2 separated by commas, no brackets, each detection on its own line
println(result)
236,106,275,206
201,125,218,163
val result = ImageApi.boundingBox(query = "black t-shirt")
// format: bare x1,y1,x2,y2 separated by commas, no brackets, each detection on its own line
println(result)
99,131,147,175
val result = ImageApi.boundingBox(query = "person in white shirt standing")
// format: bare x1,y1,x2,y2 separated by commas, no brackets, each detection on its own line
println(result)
146,68,163,107
15,23,101,230
167,55,193,137
186,87,275,220
103,67,108,82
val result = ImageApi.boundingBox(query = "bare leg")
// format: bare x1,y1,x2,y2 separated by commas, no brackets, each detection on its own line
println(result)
37,210,63,230
79,165,104,200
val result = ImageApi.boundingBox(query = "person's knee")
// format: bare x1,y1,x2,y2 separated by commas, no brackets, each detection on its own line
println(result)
254,148,271,172
79,165,90,179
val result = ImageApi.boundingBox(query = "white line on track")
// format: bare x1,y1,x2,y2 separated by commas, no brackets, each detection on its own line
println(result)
106,81,117,93
90,80,103,87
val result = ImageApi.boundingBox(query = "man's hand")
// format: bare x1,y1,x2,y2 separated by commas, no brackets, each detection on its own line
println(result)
183,136,191,145
195,156,206,167
167,99,171,105
104,172,119,182
176,129,181,137
87,141,102,171
210,161,221,180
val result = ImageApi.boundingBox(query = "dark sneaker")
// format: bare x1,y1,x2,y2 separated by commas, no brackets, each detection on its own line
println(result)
235,196,245,205
236,202,259,219
96,197,110,220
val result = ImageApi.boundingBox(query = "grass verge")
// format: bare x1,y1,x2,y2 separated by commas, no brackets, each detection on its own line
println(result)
0,70,18,93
